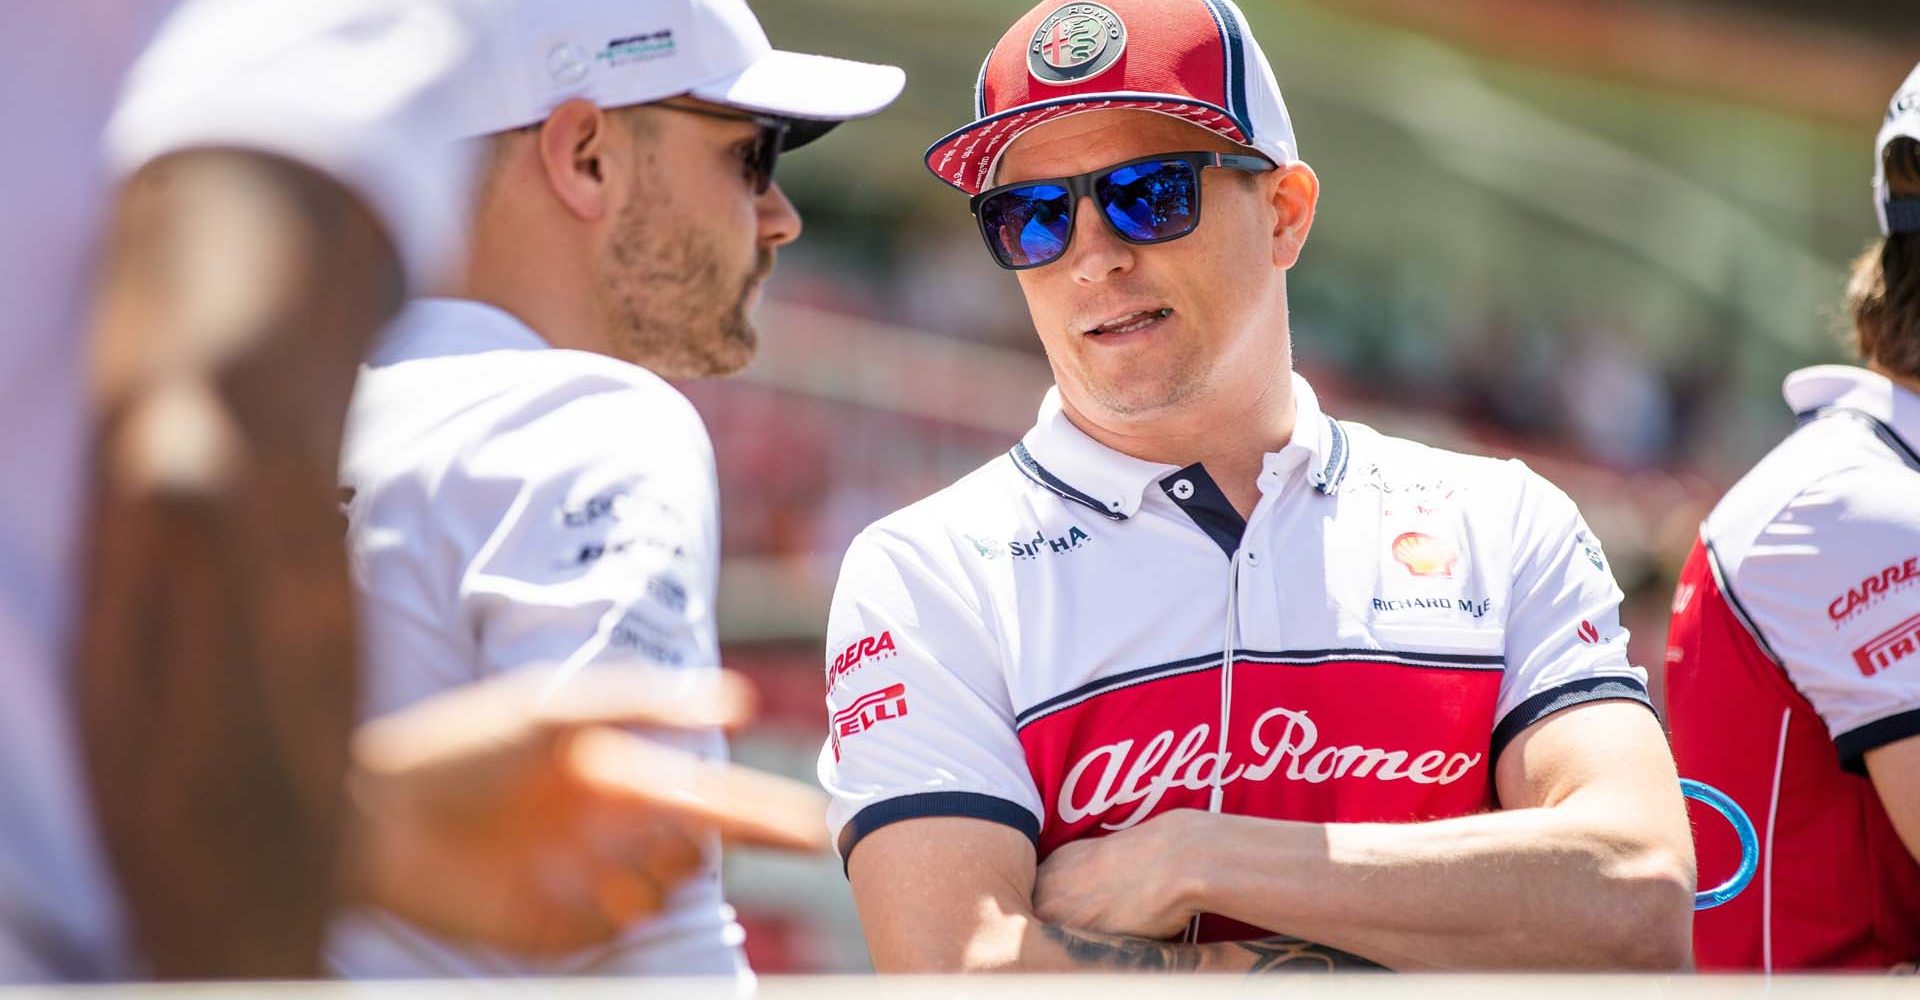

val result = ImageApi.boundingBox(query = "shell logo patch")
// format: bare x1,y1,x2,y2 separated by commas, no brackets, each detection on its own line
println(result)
1392,531,1458,578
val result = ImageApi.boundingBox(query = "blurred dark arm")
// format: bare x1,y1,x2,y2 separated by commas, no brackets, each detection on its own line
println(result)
73,149,403,979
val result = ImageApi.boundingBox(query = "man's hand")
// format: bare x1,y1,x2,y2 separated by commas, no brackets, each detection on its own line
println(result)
1034,810,1200,939
346,665,829,956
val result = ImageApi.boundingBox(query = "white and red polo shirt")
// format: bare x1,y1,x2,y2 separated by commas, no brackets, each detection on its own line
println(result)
818,374,1650,941
1667,365,1920,971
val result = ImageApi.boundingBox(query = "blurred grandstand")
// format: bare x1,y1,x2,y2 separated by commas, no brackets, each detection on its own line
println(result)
665,0,1920,972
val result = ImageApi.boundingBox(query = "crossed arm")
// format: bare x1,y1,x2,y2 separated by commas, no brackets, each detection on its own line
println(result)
847,700,1694,973
848,815,1380,973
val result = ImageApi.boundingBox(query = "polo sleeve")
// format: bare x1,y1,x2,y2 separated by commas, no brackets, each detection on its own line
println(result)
1492,461,1652,760
448,381,725,756
818,527,1042,868
1722,467,1920,772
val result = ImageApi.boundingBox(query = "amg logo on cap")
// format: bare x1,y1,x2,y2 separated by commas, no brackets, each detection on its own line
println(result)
1029,3,1127,86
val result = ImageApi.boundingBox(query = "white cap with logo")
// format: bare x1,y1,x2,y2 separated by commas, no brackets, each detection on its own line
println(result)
452,0,905,147
1875,62,1920,235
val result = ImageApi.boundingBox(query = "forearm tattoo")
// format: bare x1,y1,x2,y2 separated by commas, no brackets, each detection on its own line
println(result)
1038,924,1384,974
1039,923,1202,972
1236,935,1386,973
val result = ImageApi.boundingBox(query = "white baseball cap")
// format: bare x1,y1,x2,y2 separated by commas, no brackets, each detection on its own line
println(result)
452,0,905,147
1875,61,1920,235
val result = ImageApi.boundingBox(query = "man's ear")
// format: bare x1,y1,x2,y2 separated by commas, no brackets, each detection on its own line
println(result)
1270,161,1319,270
536,99,615,222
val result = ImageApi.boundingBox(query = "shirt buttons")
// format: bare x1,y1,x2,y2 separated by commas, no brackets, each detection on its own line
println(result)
1245,551,1261,566
1171,479,1196,500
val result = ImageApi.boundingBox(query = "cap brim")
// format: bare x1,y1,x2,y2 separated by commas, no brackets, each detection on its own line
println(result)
923,95,1255,196
689,50,904,150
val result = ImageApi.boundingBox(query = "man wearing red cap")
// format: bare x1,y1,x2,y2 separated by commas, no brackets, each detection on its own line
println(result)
817,0,1694,973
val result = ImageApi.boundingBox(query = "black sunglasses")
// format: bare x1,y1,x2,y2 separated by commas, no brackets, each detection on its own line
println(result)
653,102,791,195
970,151,1277,270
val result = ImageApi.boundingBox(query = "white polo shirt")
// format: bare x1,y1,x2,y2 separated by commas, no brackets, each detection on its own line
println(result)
818,374,1649,940
329,298,747,980
1,1,476,981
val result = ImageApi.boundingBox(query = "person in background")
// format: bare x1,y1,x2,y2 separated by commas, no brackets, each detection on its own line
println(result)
1665,63,1920,973
328,0,901,980
7,0,829,981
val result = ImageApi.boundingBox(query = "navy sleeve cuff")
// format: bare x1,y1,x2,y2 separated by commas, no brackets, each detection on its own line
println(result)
1834,707,1920,776
1491,675,1655,762
837,791,1041,873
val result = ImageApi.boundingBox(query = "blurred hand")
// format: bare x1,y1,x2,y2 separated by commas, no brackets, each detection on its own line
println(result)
344,666,828,956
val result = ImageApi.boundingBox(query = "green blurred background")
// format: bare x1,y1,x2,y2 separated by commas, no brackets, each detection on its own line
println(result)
680,0,1920,972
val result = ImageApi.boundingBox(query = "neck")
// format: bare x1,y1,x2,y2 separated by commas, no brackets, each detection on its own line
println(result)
1870,361,1920,398
457,193,607,356
454,265,604,356
1062,372,1297,519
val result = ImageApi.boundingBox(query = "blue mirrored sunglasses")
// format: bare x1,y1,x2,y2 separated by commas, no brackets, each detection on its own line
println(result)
970,151,1276,270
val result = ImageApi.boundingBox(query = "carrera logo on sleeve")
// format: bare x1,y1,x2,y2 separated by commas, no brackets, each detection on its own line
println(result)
830,683,909,760
826,631,898,691
1828,556,1920,623
1853,612,1920,677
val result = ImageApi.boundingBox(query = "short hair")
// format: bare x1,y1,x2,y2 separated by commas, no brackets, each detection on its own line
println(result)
605,102,660,142
1847,137,1920,381
472,106,659,208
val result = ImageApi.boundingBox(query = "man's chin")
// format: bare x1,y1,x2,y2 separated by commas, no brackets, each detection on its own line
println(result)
693,322,757,378
1079,374,1198,419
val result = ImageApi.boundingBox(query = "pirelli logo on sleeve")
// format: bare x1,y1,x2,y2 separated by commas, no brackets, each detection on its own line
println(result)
830,683,909,760
1853,611,1920,677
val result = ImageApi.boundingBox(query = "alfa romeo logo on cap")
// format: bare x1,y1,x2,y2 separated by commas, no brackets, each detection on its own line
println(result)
1028,3,1127,86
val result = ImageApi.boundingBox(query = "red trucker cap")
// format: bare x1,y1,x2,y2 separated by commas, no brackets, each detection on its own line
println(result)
924,0,1298,196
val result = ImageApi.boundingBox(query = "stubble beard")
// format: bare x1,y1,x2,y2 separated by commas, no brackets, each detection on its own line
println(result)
1075,337,1208,418
601,194,769,379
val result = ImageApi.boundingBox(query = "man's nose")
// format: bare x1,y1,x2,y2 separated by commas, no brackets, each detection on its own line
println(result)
759,181,802,248
1063,195,1133,285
